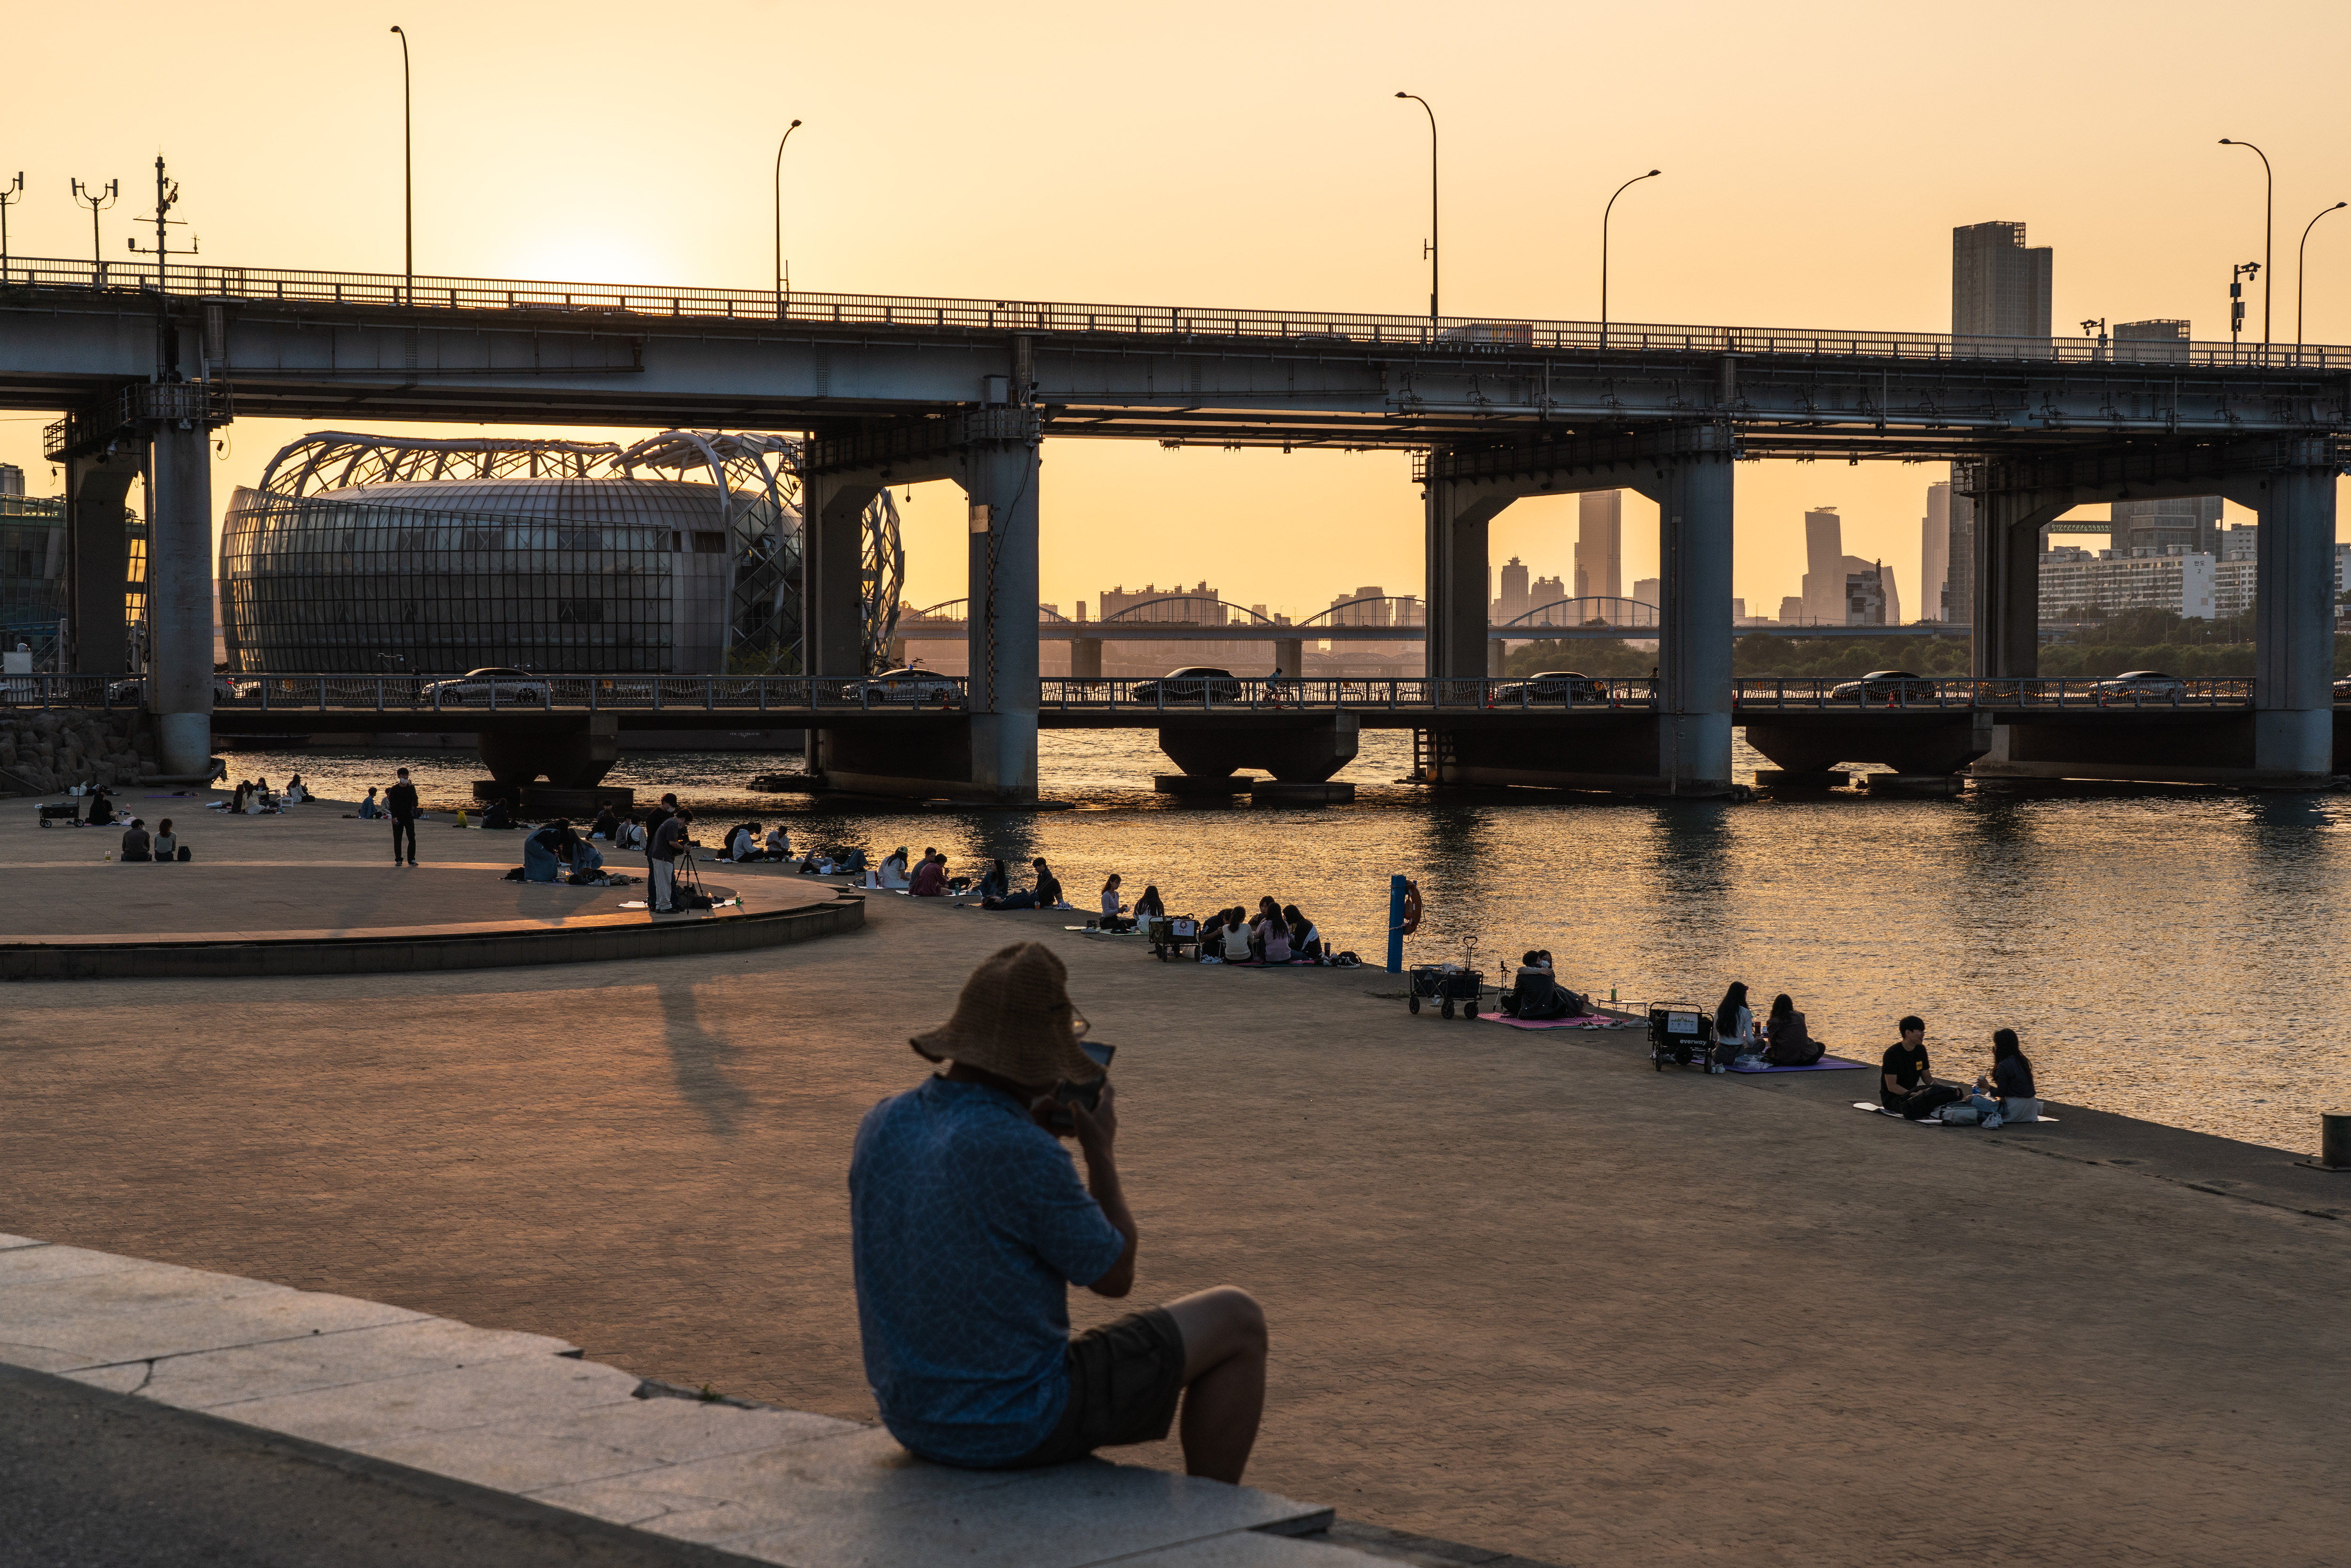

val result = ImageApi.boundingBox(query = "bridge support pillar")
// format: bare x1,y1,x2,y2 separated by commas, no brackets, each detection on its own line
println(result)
1423,480,1507,683
1070,637,1103,680
1275,638,1303,679
1638,449,1736,793
149,425,213,777
2250,458,2338,784
956,441,1041,800
64,452,139,676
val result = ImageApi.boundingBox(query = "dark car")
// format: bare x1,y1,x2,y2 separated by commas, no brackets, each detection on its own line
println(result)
107,674,255,704
1828,669,1940,703
415,667,548,706
2335,676,2351,702
837,667,962,705
1131,665,1244,704
1491,670,1607,705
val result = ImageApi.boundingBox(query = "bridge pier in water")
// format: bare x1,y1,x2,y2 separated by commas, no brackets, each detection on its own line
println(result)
1967,439,2341,788
802,406,1043,802
149,424,214,779
1416,426,1738,795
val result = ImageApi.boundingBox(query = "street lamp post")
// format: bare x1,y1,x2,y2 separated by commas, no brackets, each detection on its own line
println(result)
774,118,802,320
2297,200,2345,348
1394,92,1437,328
1600,169,1660,351
70,177,118,271
390,25,412,302
2218,138,2272,344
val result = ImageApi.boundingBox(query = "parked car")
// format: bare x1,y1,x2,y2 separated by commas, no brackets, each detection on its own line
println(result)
836,667,962,704
1131,666,1244,704
1828,670,1941,703
2091,670,2186,699
1491,670,1607,705
2335,676,2351,702
414,667,549,706
107,674,256,703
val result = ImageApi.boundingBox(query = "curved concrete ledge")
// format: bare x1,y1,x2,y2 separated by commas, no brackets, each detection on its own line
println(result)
0,892,865,981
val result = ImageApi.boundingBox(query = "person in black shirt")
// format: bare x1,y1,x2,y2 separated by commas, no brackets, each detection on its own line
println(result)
648,807,693,913
1968,1028,2042,1124
386,768,420,866
1880,1015,1964,1120
1031,857,1063,909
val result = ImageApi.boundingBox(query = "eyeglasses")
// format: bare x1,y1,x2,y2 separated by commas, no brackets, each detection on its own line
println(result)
1068,1009,1090,1042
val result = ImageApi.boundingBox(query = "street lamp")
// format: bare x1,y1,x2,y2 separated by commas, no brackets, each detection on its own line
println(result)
69,176,117,272
1600,169,1660,350
1394,92,1437,326
774,118,802,319
390,25,412,302
2218,138,2272,344
2297,200,2345,347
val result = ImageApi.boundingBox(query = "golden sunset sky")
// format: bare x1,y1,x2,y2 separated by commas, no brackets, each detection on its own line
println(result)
5,0,2347,621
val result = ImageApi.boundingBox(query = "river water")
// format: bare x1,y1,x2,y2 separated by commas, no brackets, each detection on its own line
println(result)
214,732,2350,1158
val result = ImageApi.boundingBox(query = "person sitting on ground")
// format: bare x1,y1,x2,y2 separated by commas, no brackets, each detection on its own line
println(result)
151,819,179,862
880,846,914,890
1134,884,1166,923
1968,1028,2042,1125
284,772,307,804
1281,904,1321,961
1194,909,1226,959
1253,907,1293,963
765,822,791,860
849,940,1267,1481
728,822,763,863
613,812,648,851
1098,874,1127,928
567,835,607,884
524,819,577,883
911,852,948,898
359,786,382,820
1761,993,1825,1065
591,804,620,841
229,780,249,814
244,780,266,815
1220,908,1254,963
1714,982,1757,1063
836,846,870,874
1882,1015,1966,1120
85,784,116,825
119,817,152,862
978,859,1010,901
481,797,516,831
1505,953,1579,1019
1031,857,1064,909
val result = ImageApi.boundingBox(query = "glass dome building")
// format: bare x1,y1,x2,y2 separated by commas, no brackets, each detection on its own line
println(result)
219,431,898,676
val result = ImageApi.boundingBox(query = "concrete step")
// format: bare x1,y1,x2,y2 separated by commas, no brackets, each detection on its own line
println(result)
0,1233,1369,1568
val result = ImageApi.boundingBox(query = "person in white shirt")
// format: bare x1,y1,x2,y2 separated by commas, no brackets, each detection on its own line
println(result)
1713,982,1756,1063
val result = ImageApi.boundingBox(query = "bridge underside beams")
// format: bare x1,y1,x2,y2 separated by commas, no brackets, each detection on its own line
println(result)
1970,712,2264,785
1157,715,1358,783
1424,715,1734,796
1743,715,1994,776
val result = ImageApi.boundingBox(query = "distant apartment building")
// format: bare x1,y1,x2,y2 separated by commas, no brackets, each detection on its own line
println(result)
1633,577,1661,607
2111,317,2192,364
2204,531,2351,617
1099,581,1225,622
2041,547,2217,620
1495,557,1531,624
0,463,24,497
1797,507,1902,625
1952,221,2052,343
1779,595,1805,625
1922,481,1951,621
1574,491,1622,601
1844,566,1890,625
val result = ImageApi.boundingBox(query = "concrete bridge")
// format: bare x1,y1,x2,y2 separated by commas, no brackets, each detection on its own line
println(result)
5,251,2345,796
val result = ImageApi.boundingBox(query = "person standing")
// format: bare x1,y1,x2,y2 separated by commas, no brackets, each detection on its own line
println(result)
1881,1015,1964,1120
386,768,420,866
649,806,693,913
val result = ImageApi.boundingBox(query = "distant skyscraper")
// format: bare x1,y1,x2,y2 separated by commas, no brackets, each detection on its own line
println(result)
1496,556,1531,623
1778,595,1805,625
1799,506,1901,624
1922,482,1951,621
1945,467,1977,629
1633,576,1661,608
0,464,23,498
1952,221,2052,342
1575,491,1623,602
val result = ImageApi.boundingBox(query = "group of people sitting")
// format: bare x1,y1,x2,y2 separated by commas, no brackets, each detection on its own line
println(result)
1500,952,1589,1019
517,817,621,885
874,846,960,897
1194,898,1324,963
974,857,1066,910
1878,1016,2042,1126
1712,983,1829,1067
223,774,297,815
116,817,185,862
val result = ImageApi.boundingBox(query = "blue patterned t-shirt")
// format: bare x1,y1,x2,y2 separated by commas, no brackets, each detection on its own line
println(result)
849,1076,1128,1465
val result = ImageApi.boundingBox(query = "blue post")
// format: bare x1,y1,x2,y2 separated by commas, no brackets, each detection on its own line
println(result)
1387,874,1406,974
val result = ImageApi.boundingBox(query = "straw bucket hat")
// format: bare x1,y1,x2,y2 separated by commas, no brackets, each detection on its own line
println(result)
911,941,1099,1087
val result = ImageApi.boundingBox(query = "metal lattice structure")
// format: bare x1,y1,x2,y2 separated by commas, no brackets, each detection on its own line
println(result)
860,490,905,675
229,431,902,677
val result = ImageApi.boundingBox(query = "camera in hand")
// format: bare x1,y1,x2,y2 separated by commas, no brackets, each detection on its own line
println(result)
1045,1040,1115,1133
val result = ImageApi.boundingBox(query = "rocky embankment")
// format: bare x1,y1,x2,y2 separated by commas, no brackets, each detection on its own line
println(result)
0,712,155,796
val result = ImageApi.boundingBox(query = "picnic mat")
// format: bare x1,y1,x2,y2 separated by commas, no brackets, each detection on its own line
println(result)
1849,1101,2058,1123
1727,1055,1868,1073
1480,1013,1627,1030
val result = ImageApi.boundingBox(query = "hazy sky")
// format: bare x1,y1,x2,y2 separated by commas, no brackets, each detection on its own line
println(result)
4,0,2345,620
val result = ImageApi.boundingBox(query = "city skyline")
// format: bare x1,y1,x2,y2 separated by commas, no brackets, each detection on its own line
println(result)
0,0,2336,622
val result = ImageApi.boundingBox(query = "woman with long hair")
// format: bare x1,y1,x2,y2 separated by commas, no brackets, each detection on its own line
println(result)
1971,1028,2041,1124
1714,981,1754,1060
1134,883,1166,922
1762,992,1825,1066
1282,903,1322,961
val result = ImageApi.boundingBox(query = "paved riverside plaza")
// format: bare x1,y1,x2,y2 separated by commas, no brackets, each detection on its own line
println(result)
2,799,2347,1565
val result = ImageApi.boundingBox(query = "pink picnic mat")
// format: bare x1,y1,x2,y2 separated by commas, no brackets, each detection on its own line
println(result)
1479,1013,1626,1031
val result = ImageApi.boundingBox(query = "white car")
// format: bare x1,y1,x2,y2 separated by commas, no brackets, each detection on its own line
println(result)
414,667,550,706
2090,670,2186,699
836,667,962,705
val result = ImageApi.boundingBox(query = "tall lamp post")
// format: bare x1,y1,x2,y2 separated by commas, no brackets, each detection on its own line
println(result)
2218,138,2272,344
1394,92,1437,328
390,25,412,302
774,118,802,319
1600,168,1660,350
2297,200,2345,347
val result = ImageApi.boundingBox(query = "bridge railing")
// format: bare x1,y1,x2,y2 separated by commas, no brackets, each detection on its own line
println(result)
1038,677,1660,710
9,253,2350,370
1733,677,2257,709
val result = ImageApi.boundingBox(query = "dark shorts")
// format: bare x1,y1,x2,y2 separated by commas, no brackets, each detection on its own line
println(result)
1003,1307,1186,1468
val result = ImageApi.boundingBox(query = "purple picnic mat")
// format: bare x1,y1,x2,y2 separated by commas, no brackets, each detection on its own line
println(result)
1479,1013,1625,1031
1726,1054,1868,1073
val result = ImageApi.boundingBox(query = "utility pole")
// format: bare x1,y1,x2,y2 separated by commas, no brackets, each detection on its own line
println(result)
127,158,198,378
2219,139,2274,344
1395,93,1437,328
2230,261,2261,346
70,176,118,272
391,26,413,301
774,118,802,318
0,173,22,276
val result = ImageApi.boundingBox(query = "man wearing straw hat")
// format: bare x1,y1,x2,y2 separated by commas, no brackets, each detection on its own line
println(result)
850,941,1268,1482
